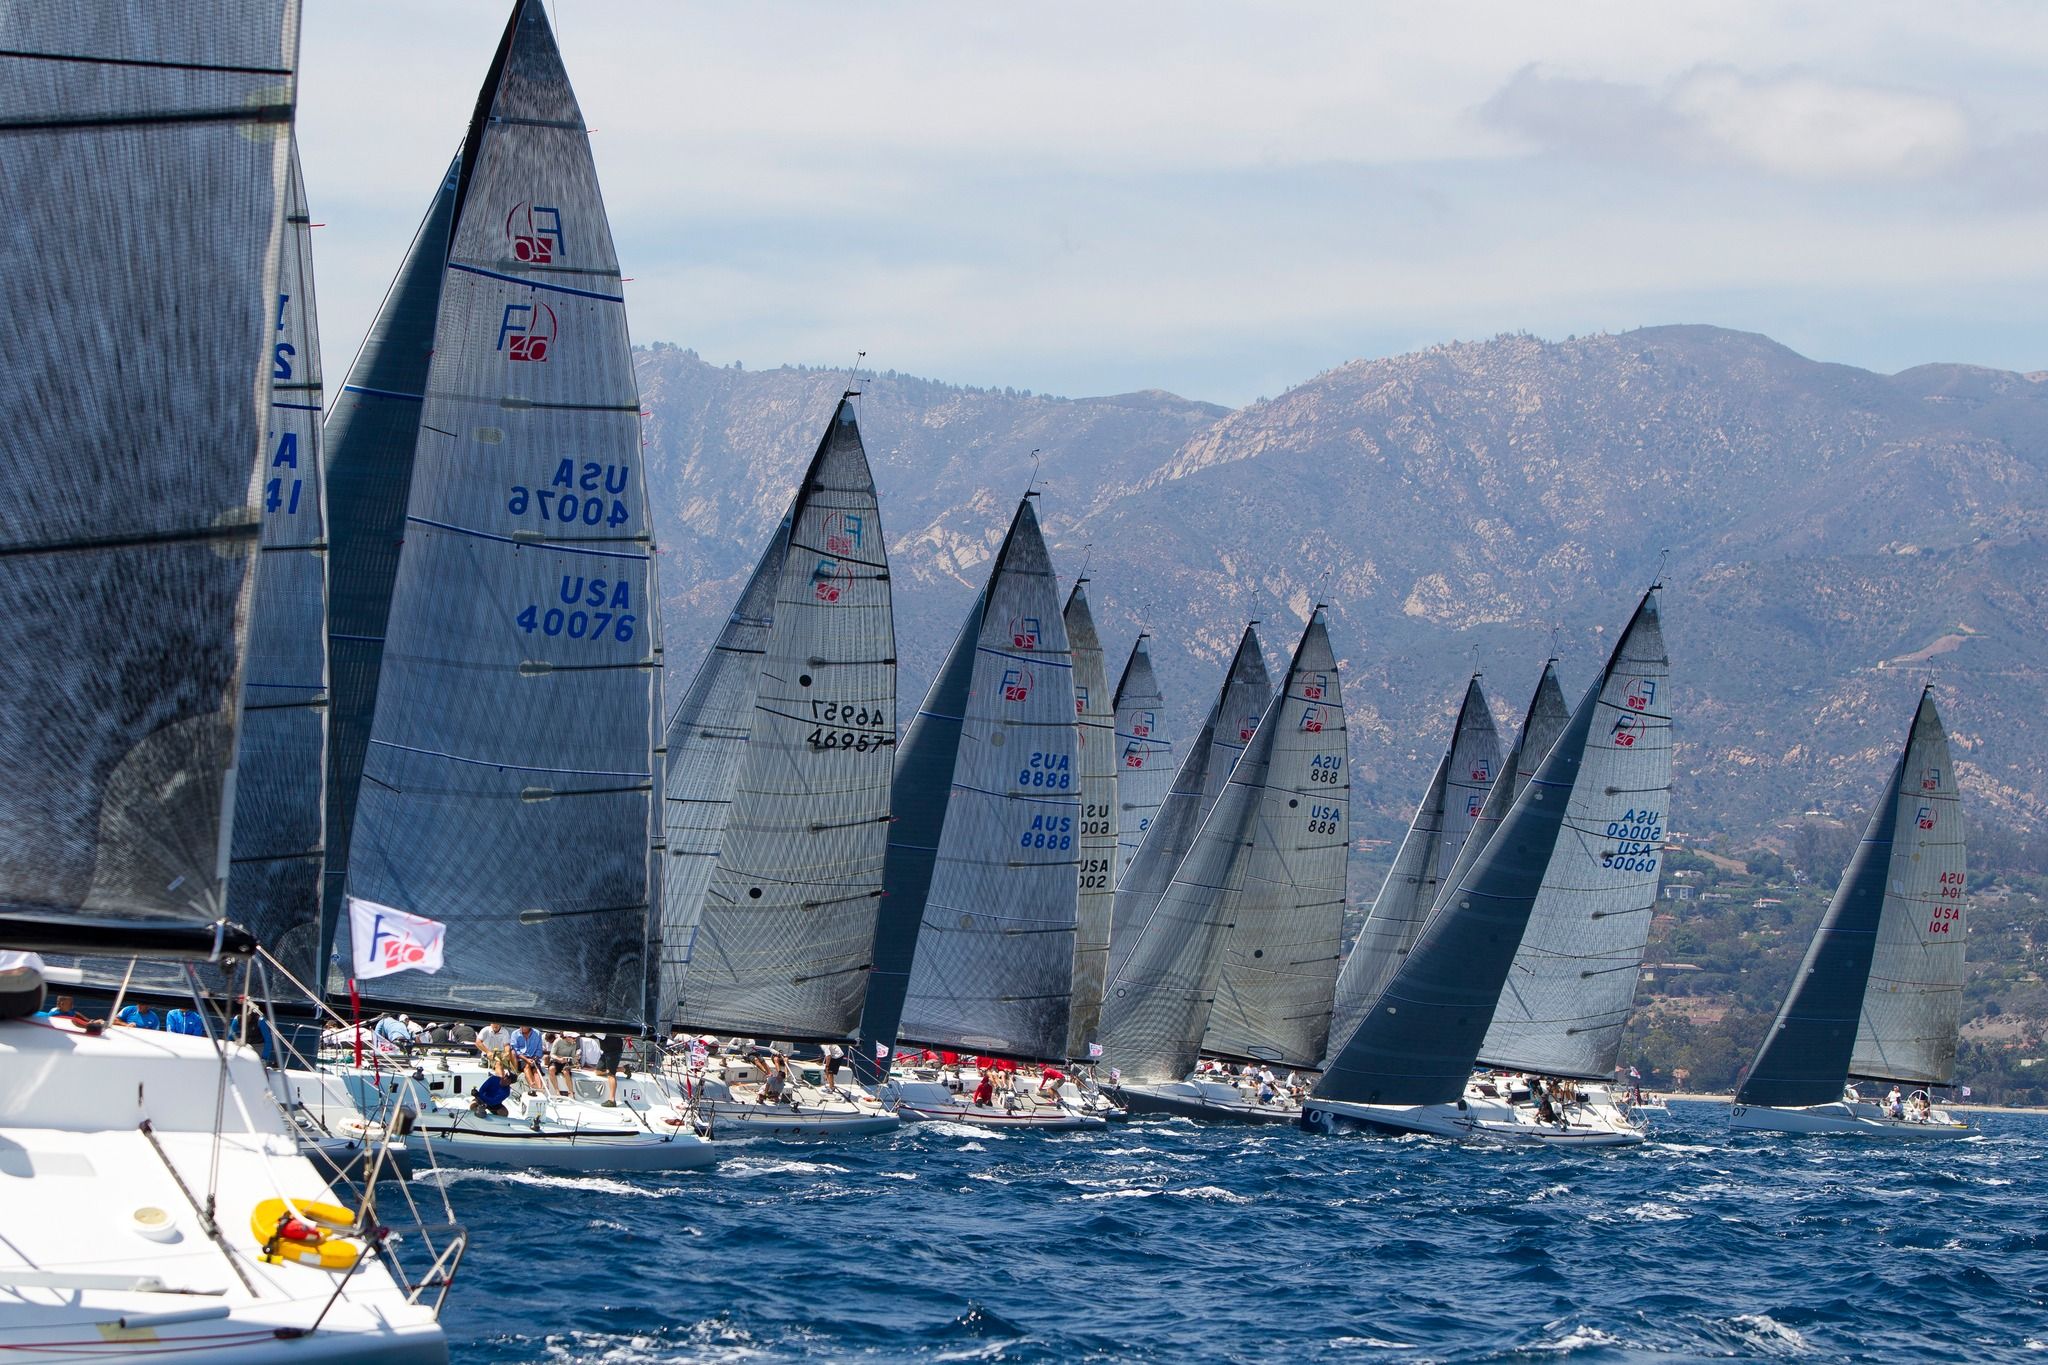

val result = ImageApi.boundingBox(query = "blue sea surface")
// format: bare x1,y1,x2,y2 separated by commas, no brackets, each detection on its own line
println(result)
429,1102,2047,1362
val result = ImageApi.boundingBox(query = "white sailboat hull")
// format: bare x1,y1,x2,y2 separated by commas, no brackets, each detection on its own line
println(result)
694,1103,901,1139
1301,1093,1645,1147
411,1107,719,1171
885,1080,1107,1131
1113,1079,1300,1125
1730,1100,1970,1139
0,1022,449,1362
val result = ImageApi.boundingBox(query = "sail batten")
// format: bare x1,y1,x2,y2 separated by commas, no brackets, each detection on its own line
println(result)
335,0,654,1027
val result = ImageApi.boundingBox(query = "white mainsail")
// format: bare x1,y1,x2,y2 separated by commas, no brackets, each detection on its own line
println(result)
1065,580,1118,1058
1112,636,1172,886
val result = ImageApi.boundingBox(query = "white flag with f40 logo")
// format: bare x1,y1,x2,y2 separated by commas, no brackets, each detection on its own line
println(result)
349,898,448,980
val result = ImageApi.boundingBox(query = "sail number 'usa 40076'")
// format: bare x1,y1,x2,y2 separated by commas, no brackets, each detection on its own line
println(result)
509,460,634,528
1604,810,1662,873
517,576,636,642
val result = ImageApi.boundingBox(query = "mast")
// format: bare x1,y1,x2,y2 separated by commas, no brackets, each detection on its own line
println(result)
1325,675,1500,1053
1064,580,1118,1059
227,136,329,987
0,1,300,956
1200,609,1350,1068
660,398,896,1042
864,497,1080,1065
319,154,461,987
1106,626,1271,980
1111,636,1171,886
1314,588,1668,1106
335,0,655,1027
1738,690,1966,1105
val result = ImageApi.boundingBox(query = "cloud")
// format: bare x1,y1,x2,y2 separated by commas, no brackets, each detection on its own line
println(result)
1483,64,1971,181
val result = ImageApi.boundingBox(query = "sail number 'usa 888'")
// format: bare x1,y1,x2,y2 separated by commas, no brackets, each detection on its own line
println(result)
1308,754,1342,785
1602,809,1662,873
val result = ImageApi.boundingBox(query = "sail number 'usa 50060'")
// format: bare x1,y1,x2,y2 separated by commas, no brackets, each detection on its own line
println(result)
1603,810,1662,873
516,575,636,642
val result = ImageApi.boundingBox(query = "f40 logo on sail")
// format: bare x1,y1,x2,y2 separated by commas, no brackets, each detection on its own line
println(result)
1624,678,1657,712
1130,710,1154,738
1001,667,1032,703
1299,705,1325,733
1301,673,1328,701
1470,758,1490,782
1010,617,1040,649
498,301,557,362
1074,685,1089,717
1610,715,1639,748
823,512,864,556
812,558,852,603
1922,767,1942,791
505,202,564,263
1239,715,1259,743
1122,741,1146,770
1466,794,1484,818
1917,806,1937,830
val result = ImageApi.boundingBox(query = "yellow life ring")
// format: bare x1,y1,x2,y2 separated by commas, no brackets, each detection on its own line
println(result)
251,1197,363,1271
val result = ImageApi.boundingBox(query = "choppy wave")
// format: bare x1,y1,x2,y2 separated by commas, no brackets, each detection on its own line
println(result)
434,1100,2048,1362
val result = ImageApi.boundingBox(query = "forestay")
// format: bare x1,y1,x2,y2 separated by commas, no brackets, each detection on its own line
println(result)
1314,590,1666,1107
1326,677,1498,1053
668,400,895,1040
896,499,1080,1060
1739,691,1965,1106
1107,626,1271,980
1849,692,1966,1086
228,138,329,984
1478,612,1673,1080
339,0,655,1027
0,1,298,933
1112,637,1172,886
1201,611,1349,1068
320,154,460,984
1064,581,1118,1058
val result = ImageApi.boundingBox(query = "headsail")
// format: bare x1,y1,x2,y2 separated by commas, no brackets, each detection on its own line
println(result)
1325,676,1499,1051
321,154,461,984
663,400,896,1040
1064,581,1118,1059
1314,589,1669,1106
337,0,655,1026
0,1,299,948
1112,637,1171,886
1106,626,1271,980
1200,610,1350,1067
889,498,1080,1061
1477,619,1673,1080
228,137,329,984
1739,691,1966,1105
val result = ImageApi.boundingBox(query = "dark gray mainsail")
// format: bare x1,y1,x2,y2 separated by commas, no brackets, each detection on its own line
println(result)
1200,610,1350,1067
1477,615,1673,1080
893,498,1080,1060
1738,690,1965,1106
1314,589,1668,1107
1064,580,1118,1059
663,400,896,1040
1099,614,1335,1082
0,2,298,942
228,137,328,984
337,0,655,1026
319,155,460,983
1325,677,1499,1053
1106,627,1271,981
1112,636,1171,887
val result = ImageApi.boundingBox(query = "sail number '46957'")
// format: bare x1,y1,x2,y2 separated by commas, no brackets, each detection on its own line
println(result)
807,700,890,753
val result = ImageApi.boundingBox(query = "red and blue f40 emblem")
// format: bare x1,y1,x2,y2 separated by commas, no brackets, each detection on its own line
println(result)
506,202,564,263
1625,679,1657,712
1611,715,1638,748
1917,806,1936,830
498,301,557,362
1011,617,1040,649
1002,667,1031,703
1922,767,1941,791
824,512,864,555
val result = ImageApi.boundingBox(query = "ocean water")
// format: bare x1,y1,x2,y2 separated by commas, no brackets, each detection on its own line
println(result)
428,1102,2047,1363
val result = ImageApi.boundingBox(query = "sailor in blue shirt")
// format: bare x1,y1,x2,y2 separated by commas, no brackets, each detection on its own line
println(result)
116,1003,162,1030
509,1025,547,1090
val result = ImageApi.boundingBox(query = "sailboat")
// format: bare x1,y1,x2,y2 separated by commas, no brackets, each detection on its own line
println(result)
648,396,900,1138
1112,636,1172,887
1100,611,1349,1123
1326,676,1501,1052
1064,579,1118,1062
324,0,712,1171
1303,588,1672,1147
1732,689,1970,1138
1106,625,1273,982
859,497,1104,1129
0,3,453,1355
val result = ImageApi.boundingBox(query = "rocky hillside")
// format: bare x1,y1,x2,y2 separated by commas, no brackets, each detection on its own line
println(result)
635,328,2048,840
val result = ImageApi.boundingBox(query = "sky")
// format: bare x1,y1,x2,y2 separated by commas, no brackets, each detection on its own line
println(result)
297,1,2048,408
